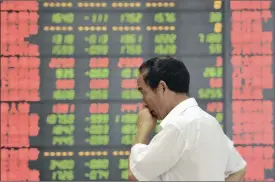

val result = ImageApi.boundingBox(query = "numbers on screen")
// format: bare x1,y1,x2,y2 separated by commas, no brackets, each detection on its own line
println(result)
52,13,74,24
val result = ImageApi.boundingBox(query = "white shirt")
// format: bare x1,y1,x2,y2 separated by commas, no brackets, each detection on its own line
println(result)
129,98,246,181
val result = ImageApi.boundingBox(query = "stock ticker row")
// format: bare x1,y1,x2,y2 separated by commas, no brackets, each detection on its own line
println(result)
1,0,275,181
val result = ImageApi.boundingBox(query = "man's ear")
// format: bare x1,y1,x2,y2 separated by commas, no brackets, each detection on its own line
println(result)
158,80,168,93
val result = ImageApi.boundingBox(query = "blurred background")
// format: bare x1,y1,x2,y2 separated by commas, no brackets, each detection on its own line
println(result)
1,0,274,181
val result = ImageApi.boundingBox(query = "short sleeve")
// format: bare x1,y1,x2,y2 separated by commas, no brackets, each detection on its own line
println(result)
224,137,247,178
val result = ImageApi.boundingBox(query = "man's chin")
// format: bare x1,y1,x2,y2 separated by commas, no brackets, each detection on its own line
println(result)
157,114,166,120
156,115,163,120
150,111,163,120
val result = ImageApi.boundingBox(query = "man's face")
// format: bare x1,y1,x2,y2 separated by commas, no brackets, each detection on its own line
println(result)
137,73,166,120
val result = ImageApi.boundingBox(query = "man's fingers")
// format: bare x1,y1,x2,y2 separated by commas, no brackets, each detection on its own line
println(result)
129,174,136,181
128,170,137,181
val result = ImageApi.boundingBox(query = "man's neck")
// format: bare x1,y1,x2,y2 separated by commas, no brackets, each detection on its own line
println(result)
167,94,189,114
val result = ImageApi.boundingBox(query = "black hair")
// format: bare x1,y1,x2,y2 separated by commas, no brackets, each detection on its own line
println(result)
139,56,190,94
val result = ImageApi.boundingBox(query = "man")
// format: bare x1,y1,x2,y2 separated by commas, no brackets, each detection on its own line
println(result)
128,56,246,181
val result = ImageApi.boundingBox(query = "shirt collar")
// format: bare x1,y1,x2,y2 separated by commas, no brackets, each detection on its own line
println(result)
159,97,198,129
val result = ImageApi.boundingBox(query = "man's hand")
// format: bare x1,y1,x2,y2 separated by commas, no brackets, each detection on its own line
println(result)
137,108,157,133
134,108,157,144
225,167,246,182
128,108,157,181
128,169,137,181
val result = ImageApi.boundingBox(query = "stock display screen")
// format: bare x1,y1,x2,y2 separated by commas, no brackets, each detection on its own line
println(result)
1,0,274,181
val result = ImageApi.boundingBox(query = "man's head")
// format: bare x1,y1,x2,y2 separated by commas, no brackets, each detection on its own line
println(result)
137,56,190,120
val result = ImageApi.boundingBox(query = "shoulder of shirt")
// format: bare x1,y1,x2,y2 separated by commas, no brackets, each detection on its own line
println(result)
167,108,219,132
